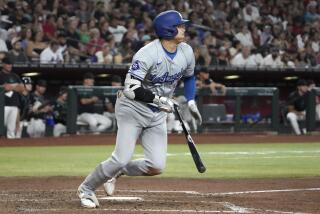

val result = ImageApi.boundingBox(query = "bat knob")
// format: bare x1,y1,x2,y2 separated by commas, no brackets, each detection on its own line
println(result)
198,166,206,173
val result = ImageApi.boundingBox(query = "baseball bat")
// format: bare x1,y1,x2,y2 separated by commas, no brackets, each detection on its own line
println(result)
174,105,206,173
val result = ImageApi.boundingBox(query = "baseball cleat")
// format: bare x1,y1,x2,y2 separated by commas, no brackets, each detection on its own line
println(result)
103,177,116,196
77,185,100,208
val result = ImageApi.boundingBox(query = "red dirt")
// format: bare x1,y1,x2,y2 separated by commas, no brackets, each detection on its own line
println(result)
0,177,319,214
1,133,320,147
0,133,319,213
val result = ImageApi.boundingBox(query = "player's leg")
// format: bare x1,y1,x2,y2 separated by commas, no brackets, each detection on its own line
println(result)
77,113,98,132
78,104,142,206
93,113,112,132
53,123,67,137
103,114,167,196
121,114,167,176
286,112,301,135
315,104,320,121
4,106,18,139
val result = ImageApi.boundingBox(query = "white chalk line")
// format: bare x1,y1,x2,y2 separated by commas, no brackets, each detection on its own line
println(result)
132,150,320,158
2,187,319,197
20,208,237,213
207,187,320,196
3,188,317,214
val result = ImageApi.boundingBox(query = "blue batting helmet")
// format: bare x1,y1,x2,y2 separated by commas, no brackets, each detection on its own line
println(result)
153,10,190,39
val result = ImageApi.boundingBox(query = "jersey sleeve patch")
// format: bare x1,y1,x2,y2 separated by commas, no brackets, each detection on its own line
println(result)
128,59,148,80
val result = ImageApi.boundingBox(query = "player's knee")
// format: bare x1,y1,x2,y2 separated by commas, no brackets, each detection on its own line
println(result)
146,167,163,176
286,112,296,121
146,162,166,176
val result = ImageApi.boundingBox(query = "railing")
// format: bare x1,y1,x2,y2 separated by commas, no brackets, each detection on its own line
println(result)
0,86,319,137
66,86,280,134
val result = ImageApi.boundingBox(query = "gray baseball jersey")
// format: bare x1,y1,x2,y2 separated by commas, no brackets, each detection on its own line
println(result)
129,39,195,98
80,39,196,193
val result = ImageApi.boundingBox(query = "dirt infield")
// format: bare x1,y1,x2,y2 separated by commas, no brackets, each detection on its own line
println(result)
0,177,319,214
1,134,320,213
1,133,320,147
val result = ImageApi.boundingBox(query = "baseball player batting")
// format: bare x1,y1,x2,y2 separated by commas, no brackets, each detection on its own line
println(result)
77,10,202,208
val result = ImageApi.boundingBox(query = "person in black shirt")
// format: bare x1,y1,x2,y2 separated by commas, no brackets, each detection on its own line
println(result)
7,38,29,64
197,69,226,95
16,76,33,138
77,72,112,133
286,79,309,135
27,79,52,138
53,87,68,137
0,55,24,138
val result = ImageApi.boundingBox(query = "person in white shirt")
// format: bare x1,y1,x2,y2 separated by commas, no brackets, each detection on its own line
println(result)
40,41,63,64
235,25,254,48
0,38,8,52
262,48,284,68
108,17,127,44
95,43,113,64
242,4,260,23
231,46,257,67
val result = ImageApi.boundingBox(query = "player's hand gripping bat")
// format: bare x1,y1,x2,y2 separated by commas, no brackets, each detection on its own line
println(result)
174,104,206,173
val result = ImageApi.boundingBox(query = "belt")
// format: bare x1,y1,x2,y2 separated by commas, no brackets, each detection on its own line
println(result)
147,104,161,113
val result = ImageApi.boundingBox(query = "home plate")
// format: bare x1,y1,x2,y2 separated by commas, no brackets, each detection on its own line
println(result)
99,196,144,202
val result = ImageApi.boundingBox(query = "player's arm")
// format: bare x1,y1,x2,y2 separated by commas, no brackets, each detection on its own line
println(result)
123,54,177,112
123,73,155,103
183,45,202,124
123,73,176,112
183,75,202,124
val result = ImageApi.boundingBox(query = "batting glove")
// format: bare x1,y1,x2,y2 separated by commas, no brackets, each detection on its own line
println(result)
188,100,202,125
153,96,179,113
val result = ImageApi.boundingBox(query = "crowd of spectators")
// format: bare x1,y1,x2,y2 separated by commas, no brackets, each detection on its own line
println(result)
0,0,319,68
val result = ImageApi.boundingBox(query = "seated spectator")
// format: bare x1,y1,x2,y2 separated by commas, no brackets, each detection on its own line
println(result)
286,79,309,135
230,46,257,67
0,37,8,52
95,43,113,64
65,17,81,62
235,25,254,48
229,39,242,59
40,40,63,63
260,25,273,46
77,72,112,133
26,31,48,61
7,37,29,63
108,16,127,44
79,22,90,44
52,86,68,137
86,28,105,53
242,4,261,23
42,14,57,41
19,28,33,51
262,48,284,68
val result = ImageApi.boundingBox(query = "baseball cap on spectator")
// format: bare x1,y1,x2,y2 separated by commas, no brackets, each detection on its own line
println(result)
37,79,47,87
22,77,32,85
297,79,308,86
2,55,13,64
83,72,95,80
58,86,68,96
111,75,122,83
